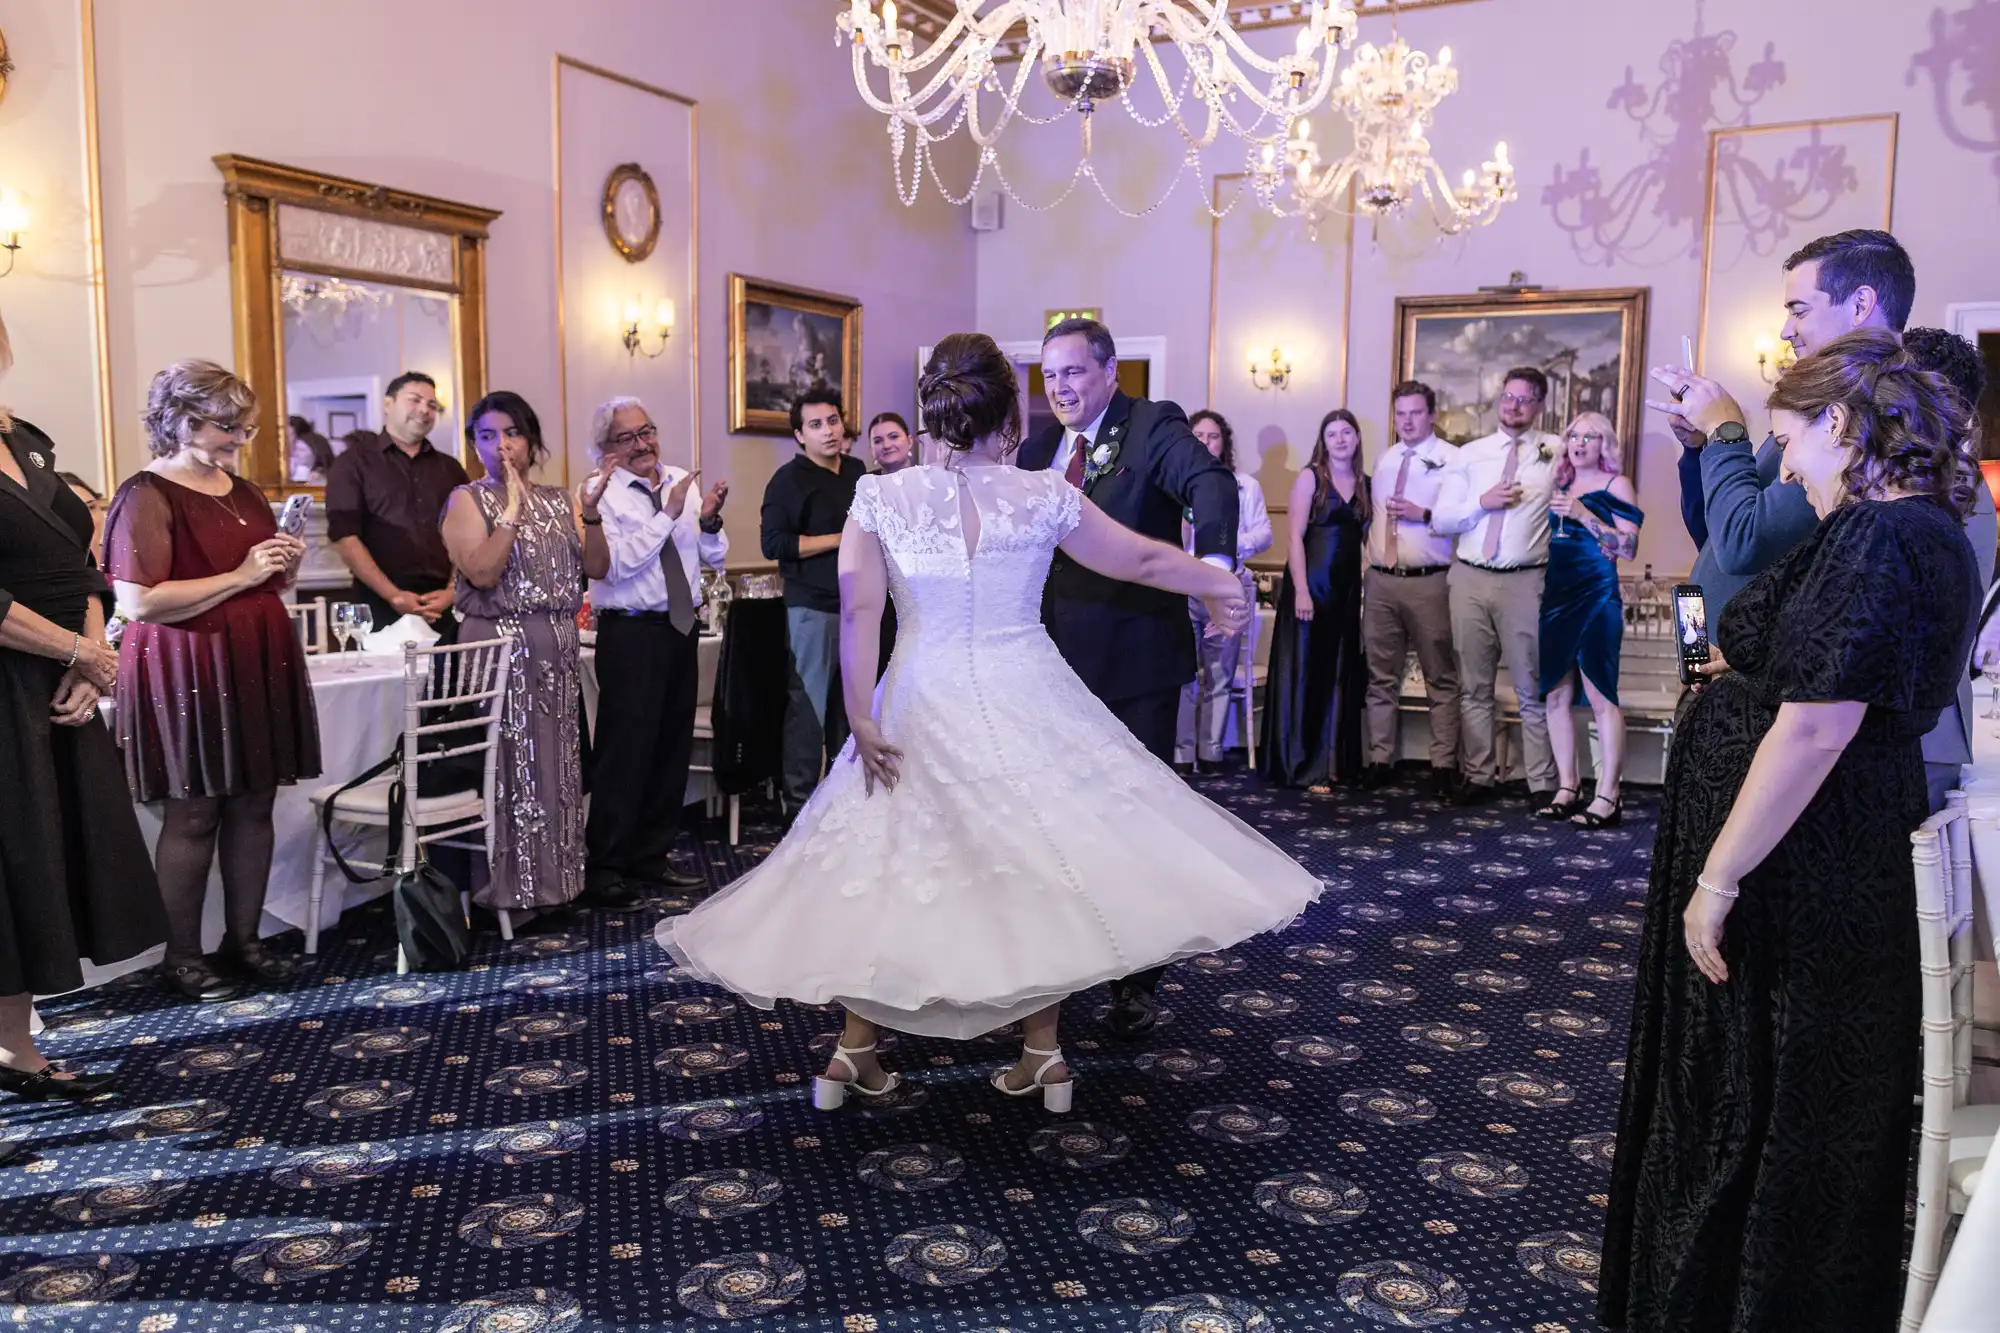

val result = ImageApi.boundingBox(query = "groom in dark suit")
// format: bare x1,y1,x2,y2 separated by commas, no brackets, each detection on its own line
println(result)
1019,317,1240,1039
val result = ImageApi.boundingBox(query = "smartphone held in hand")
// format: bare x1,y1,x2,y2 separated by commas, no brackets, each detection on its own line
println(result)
1673,583,1709,684
278,493,313,537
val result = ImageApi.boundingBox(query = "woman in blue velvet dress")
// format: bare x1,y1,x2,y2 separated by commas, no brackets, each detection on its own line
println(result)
1537,412,1642,827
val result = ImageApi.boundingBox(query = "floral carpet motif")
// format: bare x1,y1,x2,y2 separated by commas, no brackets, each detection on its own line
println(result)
2,769,1646,1331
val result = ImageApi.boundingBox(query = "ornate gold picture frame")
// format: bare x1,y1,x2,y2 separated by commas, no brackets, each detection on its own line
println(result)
1391,286,1650,476
728,274,862,436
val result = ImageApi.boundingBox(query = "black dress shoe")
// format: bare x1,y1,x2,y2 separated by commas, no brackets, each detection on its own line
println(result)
0,1064,117,1102
1526,787,1560,814
161,960,242,1004
0,1064,118,1102
218,939,298,985
1359,763,1392,790
582,879,646,912
1105,988,1160,1041
642,865,707,890
1429,768,1459,800
1448,781,1495,808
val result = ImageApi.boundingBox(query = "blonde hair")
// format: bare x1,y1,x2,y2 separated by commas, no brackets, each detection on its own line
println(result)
142,359,256,458
1554,411,1620,489
0,308,13,434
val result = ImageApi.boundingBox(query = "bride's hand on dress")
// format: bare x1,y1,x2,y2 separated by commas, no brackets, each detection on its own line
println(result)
851,719,904,796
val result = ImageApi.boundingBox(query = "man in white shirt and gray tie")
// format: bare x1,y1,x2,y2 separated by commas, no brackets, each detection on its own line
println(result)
577,396,729,910
1431,366,1561,808
1360,380,1461,800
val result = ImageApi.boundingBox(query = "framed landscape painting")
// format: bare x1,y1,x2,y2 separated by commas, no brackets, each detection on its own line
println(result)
1391,287,1650,476
728,273,863,436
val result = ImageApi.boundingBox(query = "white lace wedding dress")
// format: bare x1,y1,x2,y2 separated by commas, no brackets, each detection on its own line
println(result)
657,462,1320,1038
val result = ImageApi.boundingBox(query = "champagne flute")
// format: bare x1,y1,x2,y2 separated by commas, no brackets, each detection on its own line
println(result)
329,602,355,654
349,603,376,652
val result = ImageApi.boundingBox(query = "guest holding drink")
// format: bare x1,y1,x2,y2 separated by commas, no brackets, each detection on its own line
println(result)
1537,413,1642,826
441,391,586,917
107,361,318,1002
1175,410,1272,773
0,314,166,1099
1260,409,1369,792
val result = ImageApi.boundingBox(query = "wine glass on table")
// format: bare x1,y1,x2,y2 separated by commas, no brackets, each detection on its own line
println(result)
348,603,376,653
328,602,356,655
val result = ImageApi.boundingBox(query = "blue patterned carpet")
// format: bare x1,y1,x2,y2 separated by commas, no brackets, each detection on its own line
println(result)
3,769,1650,1332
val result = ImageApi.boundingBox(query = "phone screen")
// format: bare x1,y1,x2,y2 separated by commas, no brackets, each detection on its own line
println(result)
1673,584,1708,683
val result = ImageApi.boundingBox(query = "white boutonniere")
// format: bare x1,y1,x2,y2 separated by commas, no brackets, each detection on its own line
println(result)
1082,423,1123,486
1535,437,1556,463
27,451,45,469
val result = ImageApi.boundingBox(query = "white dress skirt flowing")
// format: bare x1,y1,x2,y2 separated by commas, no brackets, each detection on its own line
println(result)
657,463,1321,1039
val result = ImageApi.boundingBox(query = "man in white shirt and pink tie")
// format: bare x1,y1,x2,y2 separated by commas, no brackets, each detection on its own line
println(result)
1431,366,1561,809
1360,380,1462,801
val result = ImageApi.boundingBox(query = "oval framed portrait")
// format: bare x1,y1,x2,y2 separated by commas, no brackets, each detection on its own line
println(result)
602,163,661,263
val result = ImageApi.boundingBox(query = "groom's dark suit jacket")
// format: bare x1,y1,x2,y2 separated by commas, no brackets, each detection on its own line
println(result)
1017,391,1239,703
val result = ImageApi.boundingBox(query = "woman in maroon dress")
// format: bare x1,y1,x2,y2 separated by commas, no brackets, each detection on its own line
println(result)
106,360,320,1002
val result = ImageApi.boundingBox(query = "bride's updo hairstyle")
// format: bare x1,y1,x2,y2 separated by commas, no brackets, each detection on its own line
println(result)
1766,327,1979,516
919,333,1022,454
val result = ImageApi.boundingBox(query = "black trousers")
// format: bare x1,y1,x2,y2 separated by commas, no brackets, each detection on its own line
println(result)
585,612,699,888
1104,686,1180,997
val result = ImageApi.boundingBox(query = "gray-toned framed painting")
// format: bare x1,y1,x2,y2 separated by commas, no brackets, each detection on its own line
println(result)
1391,287,1650,475
728,273,862,436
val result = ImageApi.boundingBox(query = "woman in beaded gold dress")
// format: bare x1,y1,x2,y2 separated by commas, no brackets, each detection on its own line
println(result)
441,391,586,915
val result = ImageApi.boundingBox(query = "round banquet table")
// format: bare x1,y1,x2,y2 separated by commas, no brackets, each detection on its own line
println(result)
69,635,720,992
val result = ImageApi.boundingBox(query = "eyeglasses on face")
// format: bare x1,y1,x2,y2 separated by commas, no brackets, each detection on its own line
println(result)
203,421,258,443
610,423,660,450
1564,431,1607,446
1499,392,1543,408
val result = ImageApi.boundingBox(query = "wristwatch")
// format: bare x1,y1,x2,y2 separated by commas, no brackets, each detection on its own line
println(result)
699,514,724,535
1711,421,1751,446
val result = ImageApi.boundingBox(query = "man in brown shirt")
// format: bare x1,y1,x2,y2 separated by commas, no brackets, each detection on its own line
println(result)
324,371,469,634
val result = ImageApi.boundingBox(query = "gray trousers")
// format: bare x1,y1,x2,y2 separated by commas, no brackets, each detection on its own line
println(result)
1448,562,1554,791
781,605,842,805
1175,580,1250,763
1362,568,1459,768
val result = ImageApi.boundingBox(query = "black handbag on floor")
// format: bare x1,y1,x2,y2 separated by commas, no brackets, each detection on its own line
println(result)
389,845,472,973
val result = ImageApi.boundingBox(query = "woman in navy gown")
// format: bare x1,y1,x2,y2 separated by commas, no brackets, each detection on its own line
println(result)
1537,411,1642,827
1260,409,1368,791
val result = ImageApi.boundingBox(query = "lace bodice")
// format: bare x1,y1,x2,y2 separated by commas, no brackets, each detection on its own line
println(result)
851,463,1081,656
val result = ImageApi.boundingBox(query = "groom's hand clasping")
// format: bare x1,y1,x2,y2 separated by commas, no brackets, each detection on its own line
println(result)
851,719,904,797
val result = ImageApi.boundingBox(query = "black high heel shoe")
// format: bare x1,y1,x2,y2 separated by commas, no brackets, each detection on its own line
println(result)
161,959,242,1004
1572,794,1623,828
219,938,299,985
1534,786,1585,820
0,1064,117,1102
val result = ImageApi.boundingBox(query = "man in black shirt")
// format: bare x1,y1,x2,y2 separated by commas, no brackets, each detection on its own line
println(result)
760,387,867,806
324,371,468,637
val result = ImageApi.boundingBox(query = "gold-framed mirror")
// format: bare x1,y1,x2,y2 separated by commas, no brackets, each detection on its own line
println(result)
213,154,501,493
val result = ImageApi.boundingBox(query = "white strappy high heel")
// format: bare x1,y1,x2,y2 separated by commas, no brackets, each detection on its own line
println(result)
812,1041,902,1111
989,1044,1075,1114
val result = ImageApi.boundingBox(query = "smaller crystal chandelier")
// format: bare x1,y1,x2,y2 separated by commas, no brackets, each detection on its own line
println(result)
1266,28,1515,238
280,275,391,319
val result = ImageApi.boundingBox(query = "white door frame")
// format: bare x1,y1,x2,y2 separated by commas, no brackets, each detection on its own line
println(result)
1945,301,2000,342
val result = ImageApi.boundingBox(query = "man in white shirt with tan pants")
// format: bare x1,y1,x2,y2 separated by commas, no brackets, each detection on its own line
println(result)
1431,366,1561,808
1360,380,1462,800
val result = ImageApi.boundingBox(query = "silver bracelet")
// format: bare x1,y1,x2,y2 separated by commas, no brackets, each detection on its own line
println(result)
1696,874,1740,900
63,633,81,668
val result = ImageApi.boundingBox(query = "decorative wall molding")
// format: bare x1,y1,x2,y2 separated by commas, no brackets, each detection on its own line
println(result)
277,205,455,288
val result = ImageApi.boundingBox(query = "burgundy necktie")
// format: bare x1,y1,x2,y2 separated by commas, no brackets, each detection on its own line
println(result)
1064,434,1088,489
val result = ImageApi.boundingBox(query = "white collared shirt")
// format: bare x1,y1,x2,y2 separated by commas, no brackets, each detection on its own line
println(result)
1048,402,1112,478
1364,434,1458,570
583,464,730,612
1432,428,1560,568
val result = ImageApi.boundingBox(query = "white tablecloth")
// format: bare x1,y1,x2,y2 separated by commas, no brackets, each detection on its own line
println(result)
75,635,721,990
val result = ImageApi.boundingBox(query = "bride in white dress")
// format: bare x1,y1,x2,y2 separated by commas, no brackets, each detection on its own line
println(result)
659,334,1321,1111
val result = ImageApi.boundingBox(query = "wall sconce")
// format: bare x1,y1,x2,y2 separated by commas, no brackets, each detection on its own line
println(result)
1754,334,1795,385
0,189,29,278
622,296,674,358
1249,345,1293,391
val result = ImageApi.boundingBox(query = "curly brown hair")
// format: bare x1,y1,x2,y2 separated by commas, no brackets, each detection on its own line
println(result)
1765,328,1978,516
919,333,1022,454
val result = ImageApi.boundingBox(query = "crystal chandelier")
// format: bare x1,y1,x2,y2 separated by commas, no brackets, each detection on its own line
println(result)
1270,29,1515,238
280,275,391,319
836,0,1360,216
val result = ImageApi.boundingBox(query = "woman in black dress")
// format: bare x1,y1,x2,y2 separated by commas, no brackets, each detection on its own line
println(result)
0,380,168,1102
1601,330,1981,1333
1260,408,1369,791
